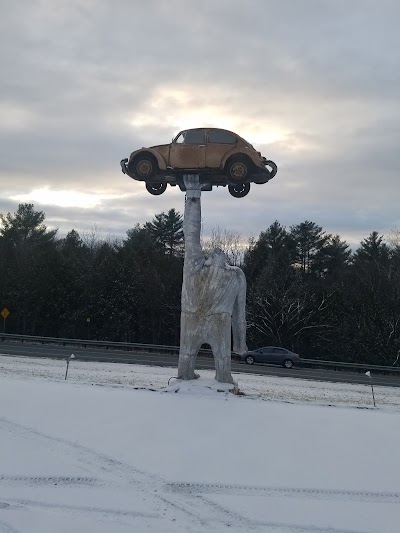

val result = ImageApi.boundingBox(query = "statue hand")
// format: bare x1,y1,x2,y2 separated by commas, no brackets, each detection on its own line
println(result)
183,174,202,190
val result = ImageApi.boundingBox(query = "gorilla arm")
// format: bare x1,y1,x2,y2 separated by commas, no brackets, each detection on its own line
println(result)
183,175,204,271
231,269,248,355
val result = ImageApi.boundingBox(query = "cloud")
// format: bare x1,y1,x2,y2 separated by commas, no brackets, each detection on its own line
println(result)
1,0,399,246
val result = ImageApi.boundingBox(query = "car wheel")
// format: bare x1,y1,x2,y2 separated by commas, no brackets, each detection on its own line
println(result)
226,157,250,181
283,359,293,369
245,355,255,365
146,182,167,195
132,155,157,179
228,183,250,198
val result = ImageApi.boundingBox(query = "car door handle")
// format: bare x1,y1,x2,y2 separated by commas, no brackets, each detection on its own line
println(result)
198,145,205,147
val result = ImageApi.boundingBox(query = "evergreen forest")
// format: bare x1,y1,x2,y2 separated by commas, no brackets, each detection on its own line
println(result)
1,203,399,366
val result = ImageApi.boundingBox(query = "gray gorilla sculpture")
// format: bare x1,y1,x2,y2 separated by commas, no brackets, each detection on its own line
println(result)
177,175,248,384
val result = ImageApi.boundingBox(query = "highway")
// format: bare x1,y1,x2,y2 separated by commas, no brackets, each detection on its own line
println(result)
1,340,399,388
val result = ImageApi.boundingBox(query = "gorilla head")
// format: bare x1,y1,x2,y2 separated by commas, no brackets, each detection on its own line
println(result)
204,247,229,267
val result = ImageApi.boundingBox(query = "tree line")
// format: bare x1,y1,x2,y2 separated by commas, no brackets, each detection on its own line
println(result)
0,203,399,365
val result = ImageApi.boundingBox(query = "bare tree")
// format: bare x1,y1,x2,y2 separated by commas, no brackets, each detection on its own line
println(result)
247,272,335,350
201,224,245,266
388,227,400,249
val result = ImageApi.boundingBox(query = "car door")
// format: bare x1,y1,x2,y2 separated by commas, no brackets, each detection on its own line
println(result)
205,129,237,169
272,348,289,364
169,129,206,169
256,347,272,363
261,347,282,364
252,349,263,362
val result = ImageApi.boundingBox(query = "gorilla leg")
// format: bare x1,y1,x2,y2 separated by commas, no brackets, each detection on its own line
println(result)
178,312,202,380
208,313,233,384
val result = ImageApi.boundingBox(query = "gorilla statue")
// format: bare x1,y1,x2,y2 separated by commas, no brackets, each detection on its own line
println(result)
178,174,248,384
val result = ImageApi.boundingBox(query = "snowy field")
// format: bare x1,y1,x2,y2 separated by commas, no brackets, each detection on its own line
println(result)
1,354,400,532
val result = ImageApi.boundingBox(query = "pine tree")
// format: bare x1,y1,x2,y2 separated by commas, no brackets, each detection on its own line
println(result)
144,209,184,256
243,221,295,281
313,235,351,277
0,204,58,334
354,231,390,263
290,220,330,274
0,203,57,245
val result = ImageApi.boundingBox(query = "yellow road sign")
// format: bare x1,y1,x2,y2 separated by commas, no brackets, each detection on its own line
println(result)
1,308,10,319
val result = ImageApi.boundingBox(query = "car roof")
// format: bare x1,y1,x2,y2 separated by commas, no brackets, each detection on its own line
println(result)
260,346,288,350
175,128,252,147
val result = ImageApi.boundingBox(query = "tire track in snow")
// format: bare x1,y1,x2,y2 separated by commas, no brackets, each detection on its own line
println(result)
0,417,229,528
3,498,158,520
198,494,371,533
0,476,101,487
168,482,400,504
2,416,374,531
0,521,19,533
0,417,160,486
185,493,370,533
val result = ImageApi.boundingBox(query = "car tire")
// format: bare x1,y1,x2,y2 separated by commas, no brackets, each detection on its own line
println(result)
283,359,293,369
245,355,255,365
226,157,250,182
146,182,167,195
228,183,250,198
131,155,158,179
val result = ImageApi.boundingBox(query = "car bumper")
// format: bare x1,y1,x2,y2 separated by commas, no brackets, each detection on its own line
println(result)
261,158,278,179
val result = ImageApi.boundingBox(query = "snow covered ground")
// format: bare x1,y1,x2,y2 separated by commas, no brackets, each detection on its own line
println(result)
1,354,399,532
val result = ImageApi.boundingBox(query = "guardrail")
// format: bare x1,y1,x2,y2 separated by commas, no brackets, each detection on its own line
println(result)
0,332,178,351
0,332,212,357
1,333,399,375
299,358,400,375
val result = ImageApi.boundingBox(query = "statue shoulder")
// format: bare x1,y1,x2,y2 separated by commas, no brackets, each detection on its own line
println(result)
226,264,246,279
229,264,245,273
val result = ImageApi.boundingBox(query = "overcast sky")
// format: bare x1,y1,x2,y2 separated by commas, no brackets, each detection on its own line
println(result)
1,0,399,246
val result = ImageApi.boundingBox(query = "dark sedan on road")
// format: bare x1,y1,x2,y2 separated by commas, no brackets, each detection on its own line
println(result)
240,346,301,368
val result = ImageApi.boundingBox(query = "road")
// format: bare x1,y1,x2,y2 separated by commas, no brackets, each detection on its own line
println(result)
1,340,399,387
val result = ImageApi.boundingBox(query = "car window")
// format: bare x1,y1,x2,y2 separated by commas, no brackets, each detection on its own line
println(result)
176,129,205,144
175,132,186,144
208,129,236,144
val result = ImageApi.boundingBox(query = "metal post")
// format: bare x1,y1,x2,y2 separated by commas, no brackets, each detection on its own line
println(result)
64,359,70,380
365,371,376,407
370,379,376,407
65,354,75,380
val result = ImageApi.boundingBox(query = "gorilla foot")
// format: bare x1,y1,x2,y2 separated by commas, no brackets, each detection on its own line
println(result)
215,374,234,385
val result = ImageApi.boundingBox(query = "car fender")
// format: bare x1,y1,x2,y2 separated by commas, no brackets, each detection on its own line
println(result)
129,148,168,171
221,147,263,170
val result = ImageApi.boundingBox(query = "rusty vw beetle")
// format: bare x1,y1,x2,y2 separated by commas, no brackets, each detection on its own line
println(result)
120,128,277,198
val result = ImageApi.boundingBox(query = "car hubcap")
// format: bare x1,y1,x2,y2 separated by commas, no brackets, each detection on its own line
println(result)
228,183,250,198
233,184,247,194
137,160,153,177
231,162,247,180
